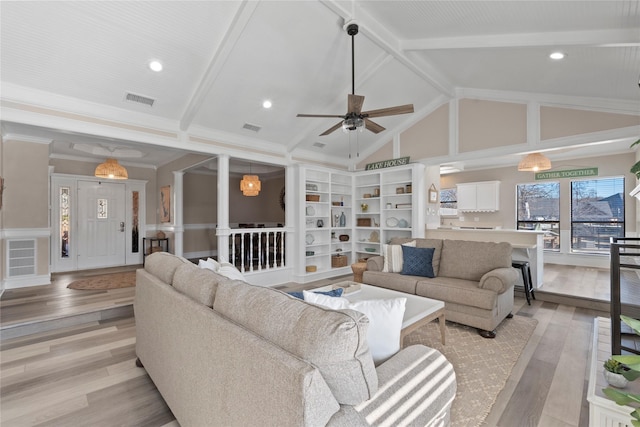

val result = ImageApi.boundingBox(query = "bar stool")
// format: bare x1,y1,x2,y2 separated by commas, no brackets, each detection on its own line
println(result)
512,260,535,305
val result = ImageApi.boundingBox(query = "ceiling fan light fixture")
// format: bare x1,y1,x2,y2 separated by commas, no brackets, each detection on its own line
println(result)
342,116,364,132
95,158,128,179
518,152,552,172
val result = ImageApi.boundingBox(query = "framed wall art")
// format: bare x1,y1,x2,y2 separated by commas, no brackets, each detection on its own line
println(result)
160,185,171,223
428,184,438,203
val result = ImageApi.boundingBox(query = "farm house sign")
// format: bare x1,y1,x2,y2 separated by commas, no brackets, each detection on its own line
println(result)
535,167,598,180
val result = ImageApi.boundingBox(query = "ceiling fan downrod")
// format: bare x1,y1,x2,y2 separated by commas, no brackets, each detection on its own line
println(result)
346,23,359,96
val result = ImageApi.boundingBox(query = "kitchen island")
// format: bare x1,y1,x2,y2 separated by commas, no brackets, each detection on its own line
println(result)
425,228,545,288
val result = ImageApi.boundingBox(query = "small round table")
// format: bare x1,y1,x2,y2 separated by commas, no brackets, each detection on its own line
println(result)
351,262,367,283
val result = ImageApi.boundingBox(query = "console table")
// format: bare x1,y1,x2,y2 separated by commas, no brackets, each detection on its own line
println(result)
143,237,169,266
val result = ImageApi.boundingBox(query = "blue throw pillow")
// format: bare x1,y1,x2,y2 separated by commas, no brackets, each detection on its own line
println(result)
401,246,436,278
288,288,344,300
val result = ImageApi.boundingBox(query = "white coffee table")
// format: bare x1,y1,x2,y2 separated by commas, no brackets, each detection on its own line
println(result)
312,282,446,346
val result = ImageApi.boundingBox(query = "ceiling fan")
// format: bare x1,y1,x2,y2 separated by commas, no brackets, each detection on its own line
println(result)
297,22,414,136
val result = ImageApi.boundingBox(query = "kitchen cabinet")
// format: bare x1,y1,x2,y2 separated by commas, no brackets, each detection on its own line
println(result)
456,181,500,212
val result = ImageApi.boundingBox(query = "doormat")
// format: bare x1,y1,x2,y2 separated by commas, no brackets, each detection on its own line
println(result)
67,271,136,290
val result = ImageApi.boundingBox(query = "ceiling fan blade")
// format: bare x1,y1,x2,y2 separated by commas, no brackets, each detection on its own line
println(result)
297,113,345,118
348,94,365,114
320,122,344,136
364,118,385,134
362,104,414,118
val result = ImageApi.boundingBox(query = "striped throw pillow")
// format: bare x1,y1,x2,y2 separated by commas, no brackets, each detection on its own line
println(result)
382,240,416,272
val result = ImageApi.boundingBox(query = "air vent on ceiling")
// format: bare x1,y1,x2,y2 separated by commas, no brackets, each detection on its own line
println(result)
312,142,326,148
124,92,155,107
242,123,262,133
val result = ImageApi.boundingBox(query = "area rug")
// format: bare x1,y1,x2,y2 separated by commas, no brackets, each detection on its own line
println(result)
403,315,537,427
67,271,136,290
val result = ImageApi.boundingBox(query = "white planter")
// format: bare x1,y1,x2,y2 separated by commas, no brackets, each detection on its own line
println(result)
603,370,629,388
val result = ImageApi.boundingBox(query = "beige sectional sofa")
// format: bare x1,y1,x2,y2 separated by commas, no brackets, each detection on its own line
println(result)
363,238,518,338
135,252,457,427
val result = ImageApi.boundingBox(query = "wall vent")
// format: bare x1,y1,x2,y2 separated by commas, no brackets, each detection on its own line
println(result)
242,123,262,133
7,239,36,277
312,142,326,148
124,92,155,107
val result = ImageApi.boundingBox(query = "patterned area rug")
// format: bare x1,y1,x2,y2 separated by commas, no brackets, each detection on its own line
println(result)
67,271,136,290
403,315,537,426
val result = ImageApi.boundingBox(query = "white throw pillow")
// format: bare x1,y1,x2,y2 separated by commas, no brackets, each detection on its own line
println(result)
303,291,407,364
303,290,349,309
217,262,245,281
198,257,220,272
382,240,416,273
349,298,406,364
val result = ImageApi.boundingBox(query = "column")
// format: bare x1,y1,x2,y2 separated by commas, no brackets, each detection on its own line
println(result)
216,154,231,263
172,171,184,257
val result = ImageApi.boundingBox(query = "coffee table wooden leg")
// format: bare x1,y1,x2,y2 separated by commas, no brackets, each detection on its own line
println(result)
438,313,446,345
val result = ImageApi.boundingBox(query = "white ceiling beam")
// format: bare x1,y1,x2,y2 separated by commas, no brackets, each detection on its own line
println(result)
401,28,640,51
320,0,455,97
179,0,259,131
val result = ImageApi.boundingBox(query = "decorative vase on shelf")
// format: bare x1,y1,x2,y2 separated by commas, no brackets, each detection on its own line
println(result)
339,211,346,227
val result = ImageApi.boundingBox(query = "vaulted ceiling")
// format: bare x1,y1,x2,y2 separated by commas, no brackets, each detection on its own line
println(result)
1,1,639,170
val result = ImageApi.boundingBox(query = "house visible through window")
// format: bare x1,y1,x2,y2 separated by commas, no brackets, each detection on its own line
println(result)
571,177,624,254
439,188,457,216
516,182,560,251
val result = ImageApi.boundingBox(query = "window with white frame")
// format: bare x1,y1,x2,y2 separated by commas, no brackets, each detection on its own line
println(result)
571,177,624,254
516,182,560,251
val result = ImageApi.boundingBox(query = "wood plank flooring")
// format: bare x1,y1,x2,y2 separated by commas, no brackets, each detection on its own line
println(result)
0,264,616,426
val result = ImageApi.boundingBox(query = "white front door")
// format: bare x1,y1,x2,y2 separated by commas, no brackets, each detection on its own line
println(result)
77,180,126,269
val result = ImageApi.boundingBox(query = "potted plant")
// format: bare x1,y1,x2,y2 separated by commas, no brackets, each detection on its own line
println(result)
604,358,629,388
603,315,640,426
630,138,640,179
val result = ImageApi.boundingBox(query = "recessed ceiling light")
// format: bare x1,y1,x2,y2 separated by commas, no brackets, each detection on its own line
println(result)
149,60,163,72
262,100,272,109
549,52,566,60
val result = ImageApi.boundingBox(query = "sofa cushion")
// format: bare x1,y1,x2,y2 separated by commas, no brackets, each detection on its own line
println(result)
362,270,419,294
217,262,246,281
416,277,498,310
213,281,378,405
390,237,443,276
289,288,344,300
303,292,407,365
381,240,416,272
401,246,435,278
438,239,512,281
172,262,224,307
144,251,190,285
198,257,220,272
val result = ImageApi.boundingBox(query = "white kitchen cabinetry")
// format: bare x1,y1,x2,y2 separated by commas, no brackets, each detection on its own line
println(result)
456,181,500,212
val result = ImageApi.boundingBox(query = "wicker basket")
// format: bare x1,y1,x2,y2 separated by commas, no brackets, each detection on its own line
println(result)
357,218,372,227
306,194,320,202
331,255,348,268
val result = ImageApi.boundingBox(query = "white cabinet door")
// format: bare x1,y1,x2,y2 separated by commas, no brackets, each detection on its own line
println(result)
456,183,477,211
476,182,500,211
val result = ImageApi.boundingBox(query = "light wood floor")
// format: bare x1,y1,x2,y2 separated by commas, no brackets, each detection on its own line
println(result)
0,264,615,426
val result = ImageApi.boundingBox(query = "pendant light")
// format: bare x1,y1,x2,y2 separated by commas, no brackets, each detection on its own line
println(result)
240,164,261,196
518,153,552,172
95,158,128,179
